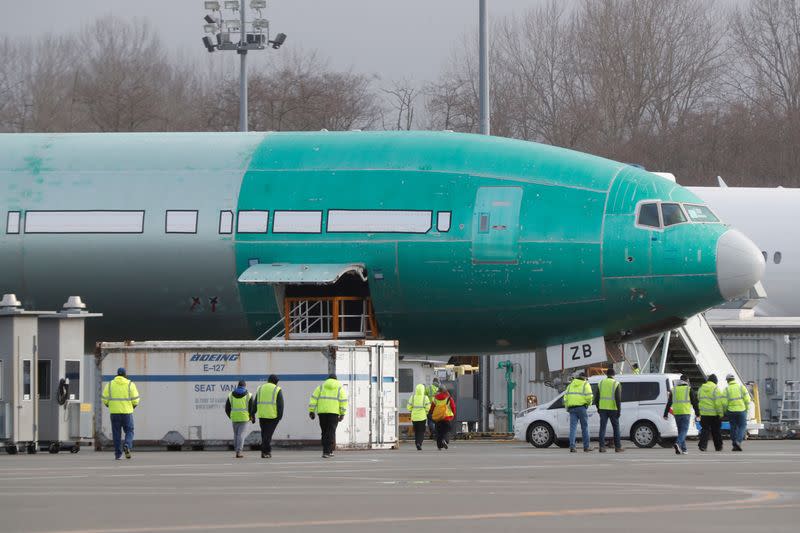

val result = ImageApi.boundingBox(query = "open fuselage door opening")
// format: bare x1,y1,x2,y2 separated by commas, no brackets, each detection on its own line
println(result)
237,263,379,340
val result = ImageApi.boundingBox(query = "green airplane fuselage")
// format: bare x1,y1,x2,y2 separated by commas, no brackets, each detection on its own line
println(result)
0,131,736,353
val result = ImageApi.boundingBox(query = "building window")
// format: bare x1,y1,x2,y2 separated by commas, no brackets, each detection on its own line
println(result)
23,360,31,400
399,368,414,394
6,211,20,234
774,251,782,264
237,210,269,234
165,210,198,234
219,211,233,234
38,360,51,401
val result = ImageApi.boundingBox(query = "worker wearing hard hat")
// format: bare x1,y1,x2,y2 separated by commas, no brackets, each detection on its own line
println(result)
697,374,725,452
101,367,140,460
596,368,623,453
723,374,751,452
309,374,348,458
254,374,283,459
565,371,594,452
407,383,432,450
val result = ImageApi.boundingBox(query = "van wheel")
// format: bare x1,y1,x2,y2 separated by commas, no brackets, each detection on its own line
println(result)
527,422,555,448
631,421,658,448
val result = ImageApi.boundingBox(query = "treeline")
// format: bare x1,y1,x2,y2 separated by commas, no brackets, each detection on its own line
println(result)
1,1,798,186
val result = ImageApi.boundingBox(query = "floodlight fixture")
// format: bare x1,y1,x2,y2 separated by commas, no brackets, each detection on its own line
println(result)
224,1,240,10
269,32,286,49
202,36,216,52
204,14,216,23
224,19,241,32
204,24,217,33
204,1,220,10
252,18,269,30
250,0,266,9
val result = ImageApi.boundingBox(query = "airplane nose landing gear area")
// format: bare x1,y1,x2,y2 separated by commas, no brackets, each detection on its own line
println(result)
716,229,765,300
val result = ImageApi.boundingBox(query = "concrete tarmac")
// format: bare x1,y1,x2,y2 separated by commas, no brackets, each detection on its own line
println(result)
1,440,799,533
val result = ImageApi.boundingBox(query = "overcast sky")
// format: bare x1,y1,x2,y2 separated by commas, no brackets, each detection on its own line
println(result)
4,0,539,82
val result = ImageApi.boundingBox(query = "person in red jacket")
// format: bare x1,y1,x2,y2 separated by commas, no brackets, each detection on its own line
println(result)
429,386,456,450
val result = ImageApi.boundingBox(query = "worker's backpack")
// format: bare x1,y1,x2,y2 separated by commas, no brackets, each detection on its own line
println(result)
431,396,453,422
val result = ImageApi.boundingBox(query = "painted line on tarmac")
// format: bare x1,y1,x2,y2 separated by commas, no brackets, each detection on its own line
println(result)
35,487,782,533
0,474,89,481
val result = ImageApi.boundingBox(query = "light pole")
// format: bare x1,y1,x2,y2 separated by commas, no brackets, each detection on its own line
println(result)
479,0,489,136
202,1,287,132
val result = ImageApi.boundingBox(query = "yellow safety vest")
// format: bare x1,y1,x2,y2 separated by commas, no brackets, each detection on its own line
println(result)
598,378,620,410
309,378,348,415
256,383,281,419
633,368,641,375
724,382,749,412
697,381,723,417
564,379,593,408
102,376,140,414
672,384,692,415
407,385,432,422
229,392,252,423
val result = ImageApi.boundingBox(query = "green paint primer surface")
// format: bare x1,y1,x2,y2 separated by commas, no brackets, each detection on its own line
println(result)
234,132,727,353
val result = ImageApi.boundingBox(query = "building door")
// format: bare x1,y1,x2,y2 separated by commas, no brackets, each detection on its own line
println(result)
472,187,523,264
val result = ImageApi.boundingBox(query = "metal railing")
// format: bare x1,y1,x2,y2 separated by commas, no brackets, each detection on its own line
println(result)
281,297,378,340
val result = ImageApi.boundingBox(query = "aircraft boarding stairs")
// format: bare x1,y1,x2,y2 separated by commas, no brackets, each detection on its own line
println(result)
622,312,761,433
258,297,379,341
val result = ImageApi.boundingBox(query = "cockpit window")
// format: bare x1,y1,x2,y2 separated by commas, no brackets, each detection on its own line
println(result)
683,204,719,223
637,203,661,228
661,203,687,226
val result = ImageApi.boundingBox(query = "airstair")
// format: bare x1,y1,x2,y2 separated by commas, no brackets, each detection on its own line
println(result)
779,381,800,429
258,297,378,341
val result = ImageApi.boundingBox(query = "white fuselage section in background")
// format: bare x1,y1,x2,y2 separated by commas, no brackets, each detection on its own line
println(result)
688,186,800,317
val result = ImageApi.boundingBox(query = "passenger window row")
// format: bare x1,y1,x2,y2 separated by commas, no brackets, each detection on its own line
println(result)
5,209,454,236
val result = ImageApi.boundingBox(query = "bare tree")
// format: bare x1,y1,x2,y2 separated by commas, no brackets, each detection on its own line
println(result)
381,78,419,130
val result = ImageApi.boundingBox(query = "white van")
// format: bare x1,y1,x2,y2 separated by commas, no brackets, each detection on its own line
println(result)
514,373,699,448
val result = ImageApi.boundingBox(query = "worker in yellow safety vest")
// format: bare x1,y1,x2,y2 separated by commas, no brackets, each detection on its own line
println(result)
101,367,140,460
697,374,724,452
723,374,751,452
564,371,594,452
663,374,698,455
632,363,641,375
425,378,440,439
596,368,623,453
255,374,284,459
407,383,432,450
225,379,253,458
309,374,348,458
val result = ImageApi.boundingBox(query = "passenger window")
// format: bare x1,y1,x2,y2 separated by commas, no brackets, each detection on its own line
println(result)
661,203,687,226
478,213,490,233
684,204,719,223
621,383,638,403
637,203,660,228
774,252,782,264
638,382,660,401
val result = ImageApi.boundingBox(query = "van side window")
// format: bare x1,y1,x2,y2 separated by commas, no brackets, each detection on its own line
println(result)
621,383,639,403
638,382,660,401
637,203,660,228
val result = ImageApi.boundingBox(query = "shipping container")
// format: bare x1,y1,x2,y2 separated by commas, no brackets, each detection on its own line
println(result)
95,340,397,450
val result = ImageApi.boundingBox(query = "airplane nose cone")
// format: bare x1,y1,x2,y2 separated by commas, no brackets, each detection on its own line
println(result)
716,229,765,300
